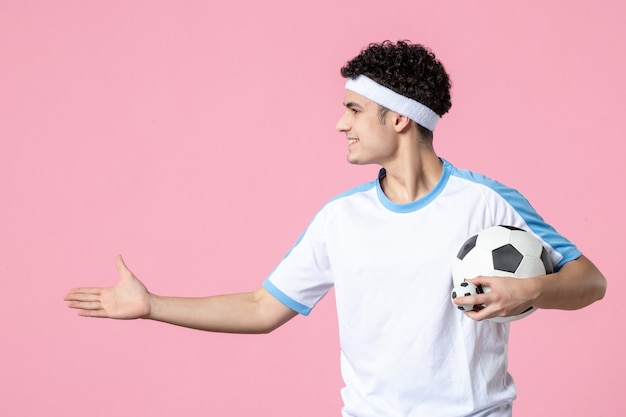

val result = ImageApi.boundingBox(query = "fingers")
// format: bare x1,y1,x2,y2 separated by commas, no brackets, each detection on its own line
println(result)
454,281,530,321
452,281,496,320
64,290,101,302
65,297,106,316
451,294,491,321
453,293,487,314
64,287,102,299
64,288,103,310
65,255,145,320
465,276,493,288
77,308,110,318
463,309,486,321
64,291,102,309
64,256,132,319
65,288,106,315
65,294,112,318
67,300,101,310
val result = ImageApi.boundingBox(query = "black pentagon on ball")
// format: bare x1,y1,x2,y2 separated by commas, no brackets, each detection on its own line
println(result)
456,234,478,260
492,244,524,273
540,247,554,274
499,224,525,231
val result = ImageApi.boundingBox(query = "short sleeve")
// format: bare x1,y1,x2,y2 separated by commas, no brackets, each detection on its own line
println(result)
263,208,334,315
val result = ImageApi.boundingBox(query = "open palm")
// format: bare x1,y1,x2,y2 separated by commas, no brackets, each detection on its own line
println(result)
65,255,151,319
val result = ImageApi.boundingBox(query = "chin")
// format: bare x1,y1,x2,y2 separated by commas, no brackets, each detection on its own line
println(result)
347,157,372,166
347,156,361,165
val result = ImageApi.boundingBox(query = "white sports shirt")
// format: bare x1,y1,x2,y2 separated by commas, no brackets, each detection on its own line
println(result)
263,159,581,417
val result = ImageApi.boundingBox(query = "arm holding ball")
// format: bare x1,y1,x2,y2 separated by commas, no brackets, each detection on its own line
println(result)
456,255,606,322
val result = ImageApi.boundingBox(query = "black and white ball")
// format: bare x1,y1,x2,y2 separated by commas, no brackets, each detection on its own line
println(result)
452,225,554,323
450,281,484,312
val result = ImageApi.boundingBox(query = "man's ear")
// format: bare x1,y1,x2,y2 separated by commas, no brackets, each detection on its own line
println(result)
392,113,412,132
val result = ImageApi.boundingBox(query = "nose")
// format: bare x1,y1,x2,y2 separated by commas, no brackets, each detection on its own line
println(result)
336,111,350,132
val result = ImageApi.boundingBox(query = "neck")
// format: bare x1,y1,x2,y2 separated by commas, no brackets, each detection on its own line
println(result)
380,142,443,204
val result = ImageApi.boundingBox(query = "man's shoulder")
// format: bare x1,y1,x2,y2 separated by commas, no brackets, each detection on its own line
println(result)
327,178,378,205
445,160,520,196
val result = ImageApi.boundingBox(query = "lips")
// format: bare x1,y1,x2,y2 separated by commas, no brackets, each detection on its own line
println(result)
348,138,359,145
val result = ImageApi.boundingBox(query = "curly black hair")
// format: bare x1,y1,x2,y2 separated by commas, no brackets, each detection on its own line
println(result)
341,40,452,132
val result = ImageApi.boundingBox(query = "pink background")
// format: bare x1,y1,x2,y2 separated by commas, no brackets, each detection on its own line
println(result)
1,1,624,416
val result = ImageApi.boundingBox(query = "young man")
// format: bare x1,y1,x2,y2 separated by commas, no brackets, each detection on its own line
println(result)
65,41,606,417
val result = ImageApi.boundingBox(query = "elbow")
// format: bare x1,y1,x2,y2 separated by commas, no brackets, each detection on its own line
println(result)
255,313,296,334
252,288,298,334
258,323,281,335
593,272,607,303
587,257,607,304
554,256,607,310
578,256,607,304
580,260,607,308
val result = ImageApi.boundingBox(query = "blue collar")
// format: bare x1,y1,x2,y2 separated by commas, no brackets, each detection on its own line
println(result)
375,159,452,213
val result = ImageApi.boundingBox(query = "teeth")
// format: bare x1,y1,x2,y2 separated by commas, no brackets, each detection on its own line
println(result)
348,139,359,145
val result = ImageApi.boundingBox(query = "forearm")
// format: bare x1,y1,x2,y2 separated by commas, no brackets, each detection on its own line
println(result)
147,288,296,334
532,255,606,310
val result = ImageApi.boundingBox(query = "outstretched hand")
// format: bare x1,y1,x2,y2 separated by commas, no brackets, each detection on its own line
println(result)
65,255,151,319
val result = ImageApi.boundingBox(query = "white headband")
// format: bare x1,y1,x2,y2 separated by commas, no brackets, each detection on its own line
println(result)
345,75,440,131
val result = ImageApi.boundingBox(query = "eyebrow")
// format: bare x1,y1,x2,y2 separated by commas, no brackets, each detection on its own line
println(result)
344,101,364,109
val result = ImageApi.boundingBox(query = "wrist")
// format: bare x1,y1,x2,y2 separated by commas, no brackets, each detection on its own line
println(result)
145,293,159,320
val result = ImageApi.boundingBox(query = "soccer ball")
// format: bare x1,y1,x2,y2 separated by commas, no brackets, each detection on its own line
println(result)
450,281,484,312
452,225,554,323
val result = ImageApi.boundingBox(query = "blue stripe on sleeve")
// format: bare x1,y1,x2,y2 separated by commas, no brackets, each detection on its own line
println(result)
262,180,376,316
263,279,313,316
448,162,582,270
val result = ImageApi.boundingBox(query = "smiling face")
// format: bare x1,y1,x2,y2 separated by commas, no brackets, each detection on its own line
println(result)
336,90,400,166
